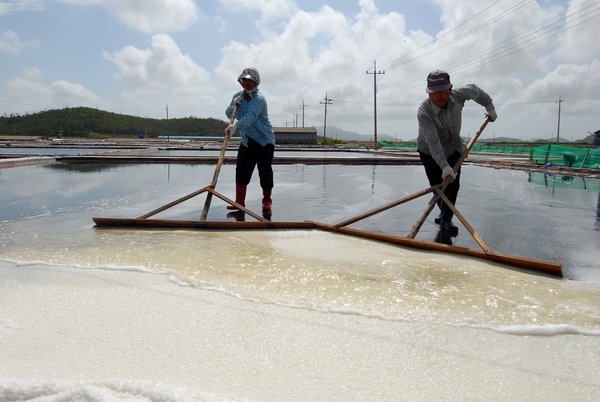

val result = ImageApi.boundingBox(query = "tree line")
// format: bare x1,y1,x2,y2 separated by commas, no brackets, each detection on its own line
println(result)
0,107,228,138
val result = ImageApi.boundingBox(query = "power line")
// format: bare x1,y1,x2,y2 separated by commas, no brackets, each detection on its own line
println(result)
379,0,507,71
377,0,600,94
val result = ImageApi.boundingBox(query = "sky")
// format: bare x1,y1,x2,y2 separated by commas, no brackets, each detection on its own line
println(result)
1,0,599,142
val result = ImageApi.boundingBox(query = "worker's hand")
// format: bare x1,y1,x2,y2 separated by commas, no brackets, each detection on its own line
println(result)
225,123,237,135
487,109,498,122
233,96,242,106
442,166,456,181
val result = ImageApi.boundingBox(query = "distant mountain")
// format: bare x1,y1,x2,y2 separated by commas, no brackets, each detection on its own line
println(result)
312,126,599,145
314,126,397,142
313,126,543,144
0,106,227,138
477,136,524,143
476,135,598,144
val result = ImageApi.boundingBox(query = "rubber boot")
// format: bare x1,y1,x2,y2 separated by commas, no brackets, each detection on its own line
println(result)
227,185,247,210
262,188,272,211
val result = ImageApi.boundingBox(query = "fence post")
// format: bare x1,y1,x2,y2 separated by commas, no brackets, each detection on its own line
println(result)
580,148,591,168
544,144,552,165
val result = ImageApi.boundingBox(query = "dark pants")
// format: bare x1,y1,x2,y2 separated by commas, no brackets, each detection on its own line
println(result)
418,150,462,221
235,137,274,190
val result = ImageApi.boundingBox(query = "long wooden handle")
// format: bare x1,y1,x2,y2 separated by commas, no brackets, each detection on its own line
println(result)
209,104,239,187
335,185,439,228
137,186,211,219
434,187,493,255
200,104,239,220
310,221,561,276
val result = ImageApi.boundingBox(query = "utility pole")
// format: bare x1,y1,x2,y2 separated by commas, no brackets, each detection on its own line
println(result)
294,111,300,127
320,92,332,142
299,100,308,127
555,95,562,145
366,61,385,148
166,104,169,142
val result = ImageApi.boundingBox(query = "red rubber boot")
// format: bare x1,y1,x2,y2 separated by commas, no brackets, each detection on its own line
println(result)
262,188,272,211
227,185,247,210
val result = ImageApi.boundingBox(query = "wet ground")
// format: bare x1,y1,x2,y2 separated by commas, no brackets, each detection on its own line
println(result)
2,160,599,281
2,157,600,400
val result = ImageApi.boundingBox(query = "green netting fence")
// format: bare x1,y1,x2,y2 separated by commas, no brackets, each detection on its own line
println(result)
378,142,600,169
379,142,417,149
470,144,532,154
378,142,531,154
528,172,600,192
530,145,600,169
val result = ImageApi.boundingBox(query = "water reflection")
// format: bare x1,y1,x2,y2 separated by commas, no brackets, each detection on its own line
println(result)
227,210,246,222
226,209,272,222
2,163,600,279
527,172,600,192
43,162,126,173
371,165,376,195
597,193,600,231
434,228,454,245
527,171,600,230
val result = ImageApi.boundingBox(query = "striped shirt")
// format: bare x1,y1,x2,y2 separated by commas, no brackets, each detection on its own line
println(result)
226,89,275,147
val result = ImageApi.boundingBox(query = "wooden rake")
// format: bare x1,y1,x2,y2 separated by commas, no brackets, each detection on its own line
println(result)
332,115,494,255
92,112,563,276
134,104,269,223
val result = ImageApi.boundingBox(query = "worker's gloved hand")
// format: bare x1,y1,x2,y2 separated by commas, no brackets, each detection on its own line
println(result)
487,109,498,122
233,96,242,106
225,123,237,135
442,166,456,181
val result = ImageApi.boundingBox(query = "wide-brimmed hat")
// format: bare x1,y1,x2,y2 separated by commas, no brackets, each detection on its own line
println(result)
426,70,452,93
237,67,260,86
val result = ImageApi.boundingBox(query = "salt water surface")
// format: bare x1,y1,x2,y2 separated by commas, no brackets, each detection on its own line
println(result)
1,162,599,400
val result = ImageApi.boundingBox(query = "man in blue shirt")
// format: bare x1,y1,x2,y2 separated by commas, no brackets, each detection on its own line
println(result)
225,67,276,212
417,70,497,235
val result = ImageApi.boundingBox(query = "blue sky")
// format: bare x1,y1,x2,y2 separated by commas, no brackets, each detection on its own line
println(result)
1,0,599,141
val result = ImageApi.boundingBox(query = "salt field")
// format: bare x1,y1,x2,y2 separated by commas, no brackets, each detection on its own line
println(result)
1,161,600,400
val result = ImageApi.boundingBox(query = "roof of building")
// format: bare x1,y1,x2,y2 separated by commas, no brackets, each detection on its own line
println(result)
273,127,317,134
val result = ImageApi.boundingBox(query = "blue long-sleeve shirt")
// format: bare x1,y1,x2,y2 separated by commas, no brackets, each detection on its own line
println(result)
417,84,494,170
226,89,275,147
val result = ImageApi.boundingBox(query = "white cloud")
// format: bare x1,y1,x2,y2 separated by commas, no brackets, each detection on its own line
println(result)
2,0,598,139
0,0,43,16
103,33,211,89
59,0,201,34
217,1,409,89
0,30,39,53
218,0,297,21
508,60,600,115
49,80,102,104
554,0,600,61
21,66,43,80
5,71,103,112
209,0,597,140
214,0,422,129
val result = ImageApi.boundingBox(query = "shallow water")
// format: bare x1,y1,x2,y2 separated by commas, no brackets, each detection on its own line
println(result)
1,162,600,400
2,163,600,322
0,147,138,156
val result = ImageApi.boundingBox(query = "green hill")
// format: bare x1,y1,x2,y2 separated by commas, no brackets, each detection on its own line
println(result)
0,107,227,138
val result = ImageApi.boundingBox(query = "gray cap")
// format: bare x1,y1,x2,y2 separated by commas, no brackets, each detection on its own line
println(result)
426,70,451,93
